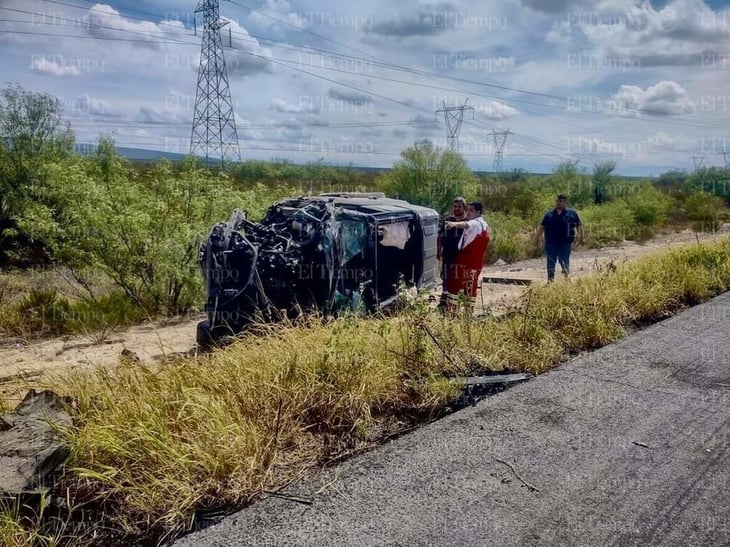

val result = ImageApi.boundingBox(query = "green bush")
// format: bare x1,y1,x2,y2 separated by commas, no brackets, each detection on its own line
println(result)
626,185,671,227
685,167,730,203
15,288,71,336
485,212,533,263
16,139,260,315
65,291,147,334
683,191,725,232
580,200,638,247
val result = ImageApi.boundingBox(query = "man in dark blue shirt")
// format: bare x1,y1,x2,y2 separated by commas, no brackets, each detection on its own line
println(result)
535,194,584,282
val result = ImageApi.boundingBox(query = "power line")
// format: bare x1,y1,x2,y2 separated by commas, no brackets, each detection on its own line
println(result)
5,2,727,170
18,0,730,129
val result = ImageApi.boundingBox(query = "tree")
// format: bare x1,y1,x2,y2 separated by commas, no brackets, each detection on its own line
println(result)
686,167,730,204
657,169,688,186
592,160,616,205
0,85,74,263
375,140,478,213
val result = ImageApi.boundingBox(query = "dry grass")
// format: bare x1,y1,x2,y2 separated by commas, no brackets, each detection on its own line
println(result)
0,495,83,547
5,238,730,545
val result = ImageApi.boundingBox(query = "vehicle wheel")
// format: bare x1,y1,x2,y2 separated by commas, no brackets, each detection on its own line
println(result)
196,320,215,349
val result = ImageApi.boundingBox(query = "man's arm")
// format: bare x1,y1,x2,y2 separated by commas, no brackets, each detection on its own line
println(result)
534,225,545,246
575,212,584,245
444,220,470,230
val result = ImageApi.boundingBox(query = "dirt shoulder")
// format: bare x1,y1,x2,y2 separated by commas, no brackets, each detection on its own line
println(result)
1,228,728,399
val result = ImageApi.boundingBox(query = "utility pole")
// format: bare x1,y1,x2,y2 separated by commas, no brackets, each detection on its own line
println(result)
190,0,240,165
489,128,513,173
435,99,474,152
692,154,705,171
720,149,729,169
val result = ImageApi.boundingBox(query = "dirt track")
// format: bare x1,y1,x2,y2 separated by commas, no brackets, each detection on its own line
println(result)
1,227,728,403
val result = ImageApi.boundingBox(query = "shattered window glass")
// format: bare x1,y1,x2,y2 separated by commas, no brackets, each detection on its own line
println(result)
339,219,367,264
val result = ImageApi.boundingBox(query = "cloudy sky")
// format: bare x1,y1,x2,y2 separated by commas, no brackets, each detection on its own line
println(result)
1,0,729,175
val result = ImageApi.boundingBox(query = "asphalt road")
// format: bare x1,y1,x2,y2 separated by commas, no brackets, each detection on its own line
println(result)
175,293,730,547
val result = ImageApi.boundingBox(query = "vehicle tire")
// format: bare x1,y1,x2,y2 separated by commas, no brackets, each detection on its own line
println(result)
196,320,215,349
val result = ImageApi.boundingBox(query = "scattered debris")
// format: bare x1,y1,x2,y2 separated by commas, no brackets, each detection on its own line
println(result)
495,458,540,492
263,490,314,505
482,276,533,286
461,373,533,386
446,371,533,411
632,441,650,449
120,348,141,363
0,371,42,385
55,338,124,356
0,390,74,495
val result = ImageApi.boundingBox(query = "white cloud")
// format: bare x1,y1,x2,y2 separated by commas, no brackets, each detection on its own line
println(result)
29,57,81,77
557,0,730,67
271,98,320,113
85,3,186,50
136,105,190,124
225,20,275,76
645,132,677,148
474,100,519,120
611,81,696,116
71,94,123,117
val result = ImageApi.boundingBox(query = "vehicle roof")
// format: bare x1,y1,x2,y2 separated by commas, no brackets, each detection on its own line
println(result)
284,193,440,218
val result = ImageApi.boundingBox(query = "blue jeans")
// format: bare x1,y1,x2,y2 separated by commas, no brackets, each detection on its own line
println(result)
544,242,572,281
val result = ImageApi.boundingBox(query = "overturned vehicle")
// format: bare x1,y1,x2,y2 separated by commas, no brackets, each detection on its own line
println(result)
197,193,440,346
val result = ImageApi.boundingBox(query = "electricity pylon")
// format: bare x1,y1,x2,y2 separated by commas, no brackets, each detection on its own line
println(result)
489,128,513,173
190,0,240,165
692,154,705,171
435,99,474,152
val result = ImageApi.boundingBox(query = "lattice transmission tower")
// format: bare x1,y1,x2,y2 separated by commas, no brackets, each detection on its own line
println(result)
489,128,513,173
190,0,240,164
435,100,474,152
692,154,705,171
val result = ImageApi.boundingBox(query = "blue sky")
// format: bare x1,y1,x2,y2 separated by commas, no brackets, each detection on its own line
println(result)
1,0,729,175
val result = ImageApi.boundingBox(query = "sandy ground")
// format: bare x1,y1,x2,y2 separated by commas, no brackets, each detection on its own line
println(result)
1,227,728,403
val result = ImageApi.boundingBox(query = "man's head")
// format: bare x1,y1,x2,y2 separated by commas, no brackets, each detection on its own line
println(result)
466,201,483,220
555,194,568,211
452,196,466,218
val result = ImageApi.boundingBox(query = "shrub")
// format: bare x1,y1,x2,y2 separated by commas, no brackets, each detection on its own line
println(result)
580,200,638,247
16,139,259,315
484,212,533,263
65,291,147,334
14,288,71,336
683,191,725,232
625,185,671,227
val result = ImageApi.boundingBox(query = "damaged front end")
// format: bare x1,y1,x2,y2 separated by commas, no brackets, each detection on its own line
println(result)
197,193,439,347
